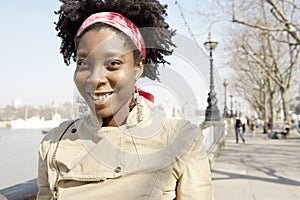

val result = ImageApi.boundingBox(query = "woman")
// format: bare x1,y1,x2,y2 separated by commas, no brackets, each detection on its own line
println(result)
37,0,214,199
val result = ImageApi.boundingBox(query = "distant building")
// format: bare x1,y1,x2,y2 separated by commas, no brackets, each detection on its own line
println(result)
11,99,22,109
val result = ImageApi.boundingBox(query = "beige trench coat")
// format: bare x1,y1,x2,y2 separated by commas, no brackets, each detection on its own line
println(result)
37,102,214,200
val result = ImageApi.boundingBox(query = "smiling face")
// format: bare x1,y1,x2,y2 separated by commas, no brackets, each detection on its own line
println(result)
75,28,143,126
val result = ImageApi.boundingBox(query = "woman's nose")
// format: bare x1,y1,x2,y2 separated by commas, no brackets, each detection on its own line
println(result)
88,67,108,89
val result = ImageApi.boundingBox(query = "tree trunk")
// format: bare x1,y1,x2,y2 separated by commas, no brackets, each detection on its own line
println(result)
280,87,290,121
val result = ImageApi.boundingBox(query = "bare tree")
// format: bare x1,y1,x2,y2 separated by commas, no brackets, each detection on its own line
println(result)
196,0,300,122
232,0,300,45
224,19,288,123
216,0,300,121
232,0,300,119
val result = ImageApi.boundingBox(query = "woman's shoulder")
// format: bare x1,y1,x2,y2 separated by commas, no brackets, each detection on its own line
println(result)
38,119,79,160
163,117,204,150
162,118,207,168
164,117,201,135
41,119,77,142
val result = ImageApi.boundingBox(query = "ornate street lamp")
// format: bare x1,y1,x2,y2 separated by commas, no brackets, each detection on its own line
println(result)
230,94,233,118
235,100,238,117
204,33,220,121
223,79,229,118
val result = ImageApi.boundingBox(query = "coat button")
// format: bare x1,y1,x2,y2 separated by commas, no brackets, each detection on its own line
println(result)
71,128,77,133
114,166,122,173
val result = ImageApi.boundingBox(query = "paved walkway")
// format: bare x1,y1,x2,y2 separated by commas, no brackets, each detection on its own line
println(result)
212,127,300,200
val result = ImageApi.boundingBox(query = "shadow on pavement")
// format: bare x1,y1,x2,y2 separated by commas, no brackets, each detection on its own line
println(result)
212,168,300,186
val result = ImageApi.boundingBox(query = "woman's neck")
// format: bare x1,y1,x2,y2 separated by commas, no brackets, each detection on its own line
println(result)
100,105,130,127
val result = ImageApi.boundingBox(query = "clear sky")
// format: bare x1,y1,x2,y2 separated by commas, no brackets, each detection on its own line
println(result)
0,0,229,107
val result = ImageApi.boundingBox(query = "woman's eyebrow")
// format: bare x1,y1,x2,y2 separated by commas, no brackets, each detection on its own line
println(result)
103,51,131,59
76,51,88,58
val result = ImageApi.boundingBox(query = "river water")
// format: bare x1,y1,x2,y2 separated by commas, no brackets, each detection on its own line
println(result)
0,128,45,189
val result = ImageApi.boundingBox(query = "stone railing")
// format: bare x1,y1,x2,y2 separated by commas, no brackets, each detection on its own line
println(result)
0,120,227,199
201,120,227,168
0,179,37,200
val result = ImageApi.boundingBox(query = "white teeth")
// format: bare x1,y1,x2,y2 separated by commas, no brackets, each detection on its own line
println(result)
93,93,111,100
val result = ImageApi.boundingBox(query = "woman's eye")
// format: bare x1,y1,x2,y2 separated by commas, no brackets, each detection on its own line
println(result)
77,60,87,66
110,61,121,66
106,60,121,70
76,60,90,69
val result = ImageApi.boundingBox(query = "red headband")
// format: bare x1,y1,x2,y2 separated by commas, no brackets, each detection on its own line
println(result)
76,12,146,59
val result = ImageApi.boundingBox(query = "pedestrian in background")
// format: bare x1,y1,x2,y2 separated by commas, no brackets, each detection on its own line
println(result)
250,117,256,137
240,114,247,135
235,116,246,143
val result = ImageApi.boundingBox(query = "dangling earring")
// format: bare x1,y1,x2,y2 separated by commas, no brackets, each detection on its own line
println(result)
134,90,143,122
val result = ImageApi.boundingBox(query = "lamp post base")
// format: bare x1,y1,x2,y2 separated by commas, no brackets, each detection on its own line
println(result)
223,106,229,118
205,106,220,121
205,91,220,121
